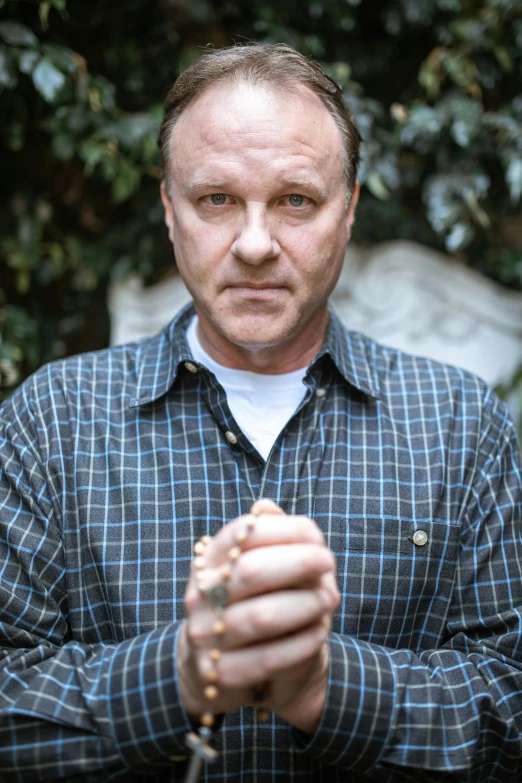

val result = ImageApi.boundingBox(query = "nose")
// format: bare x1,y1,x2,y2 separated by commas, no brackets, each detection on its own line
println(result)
231,205,280,265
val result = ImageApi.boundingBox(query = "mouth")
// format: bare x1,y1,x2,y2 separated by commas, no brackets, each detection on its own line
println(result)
226,285,285,299
228,282,285,290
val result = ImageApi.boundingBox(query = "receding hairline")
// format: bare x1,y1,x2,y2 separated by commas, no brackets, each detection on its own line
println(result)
171,69,328,118
170,77,346,154
164,75,350,195
158,44,362,199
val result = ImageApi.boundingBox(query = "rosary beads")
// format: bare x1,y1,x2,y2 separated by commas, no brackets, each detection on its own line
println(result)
193,504,271,727
183,505,271,783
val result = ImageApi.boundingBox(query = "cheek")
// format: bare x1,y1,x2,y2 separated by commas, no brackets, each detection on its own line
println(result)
284,225,345,280
172,216,228,274
283,212,348,252
282,227,322,260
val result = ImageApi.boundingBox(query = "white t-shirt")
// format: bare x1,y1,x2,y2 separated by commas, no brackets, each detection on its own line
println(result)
186,317,308,461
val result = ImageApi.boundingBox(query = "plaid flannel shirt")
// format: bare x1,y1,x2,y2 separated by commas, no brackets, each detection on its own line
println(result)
0,304,521,783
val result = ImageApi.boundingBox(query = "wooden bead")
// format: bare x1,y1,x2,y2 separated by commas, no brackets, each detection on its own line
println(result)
209,649,221,662
206,669,219,683
204,685,218,700
194,556,205,570
235,529,248,544
201,535,212,545
247,515,256,530
222,564,232,581
228,546,241,562
196,572,206,589
200,711,215,728
212,619,225,635
256,709,271,723
194,541,205,555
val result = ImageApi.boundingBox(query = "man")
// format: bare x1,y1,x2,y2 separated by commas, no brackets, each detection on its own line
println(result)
0,43,521,783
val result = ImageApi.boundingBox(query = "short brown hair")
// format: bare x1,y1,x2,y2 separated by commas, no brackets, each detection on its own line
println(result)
158,43,361,197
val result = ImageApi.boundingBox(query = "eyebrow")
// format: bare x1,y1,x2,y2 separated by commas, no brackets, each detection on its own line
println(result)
183,176,330,201
278,177,329,201
183,179,228,196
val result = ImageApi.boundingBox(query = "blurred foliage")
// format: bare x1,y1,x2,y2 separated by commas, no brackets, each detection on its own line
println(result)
1,0,522,405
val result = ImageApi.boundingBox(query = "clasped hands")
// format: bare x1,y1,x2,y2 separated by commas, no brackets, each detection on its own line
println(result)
178,499,340,734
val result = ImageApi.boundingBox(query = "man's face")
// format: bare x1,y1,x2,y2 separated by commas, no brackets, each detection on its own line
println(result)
161,80,358,359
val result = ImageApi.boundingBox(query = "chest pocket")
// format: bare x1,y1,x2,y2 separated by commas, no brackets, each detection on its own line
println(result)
333,516,461,652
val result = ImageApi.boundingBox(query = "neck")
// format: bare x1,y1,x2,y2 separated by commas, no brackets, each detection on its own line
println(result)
194,309,329,374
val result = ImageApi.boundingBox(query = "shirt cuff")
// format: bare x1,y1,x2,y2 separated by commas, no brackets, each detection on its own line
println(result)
108,621,193,772
292,632,397,774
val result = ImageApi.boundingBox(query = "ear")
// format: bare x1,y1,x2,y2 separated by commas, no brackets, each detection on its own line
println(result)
345,180,360,239
160,181,175,244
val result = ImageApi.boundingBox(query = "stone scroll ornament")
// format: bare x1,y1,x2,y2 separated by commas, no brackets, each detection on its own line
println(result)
183,504,271,783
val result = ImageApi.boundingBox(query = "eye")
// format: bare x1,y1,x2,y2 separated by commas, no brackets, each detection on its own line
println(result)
288,194,305,207
210,193,227,205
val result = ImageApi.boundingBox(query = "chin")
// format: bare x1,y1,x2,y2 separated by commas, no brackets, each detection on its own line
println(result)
222,320,292,351
227,333,284,351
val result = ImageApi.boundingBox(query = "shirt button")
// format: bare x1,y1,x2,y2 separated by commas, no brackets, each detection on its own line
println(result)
184,361,198,373
413,530,428,546
225,431,238,444
315,388,326,398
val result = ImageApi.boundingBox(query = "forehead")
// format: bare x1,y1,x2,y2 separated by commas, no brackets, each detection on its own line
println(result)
168,80,345,189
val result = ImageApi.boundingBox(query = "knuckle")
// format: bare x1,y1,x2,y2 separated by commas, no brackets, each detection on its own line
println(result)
250,604,276,635
184,587,199,614
295,516,323,543
217,661,236,690
237,552,262,585
217,659,239,690
261,650,280,677
197,659,211,686
186,619,207,650
315,547,335,574
325,549,336,571
297,546,322,575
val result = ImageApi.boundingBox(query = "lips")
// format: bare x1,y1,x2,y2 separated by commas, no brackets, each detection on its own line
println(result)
226,284,286,300
228,283,284,289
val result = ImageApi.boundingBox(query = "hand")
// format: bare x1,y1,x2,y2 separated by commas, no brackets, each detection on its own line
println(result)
178,500,340,734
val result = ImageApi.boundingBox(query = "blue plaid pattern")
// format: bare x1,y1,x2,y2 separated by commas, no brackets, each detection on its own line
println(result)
0,303,521,782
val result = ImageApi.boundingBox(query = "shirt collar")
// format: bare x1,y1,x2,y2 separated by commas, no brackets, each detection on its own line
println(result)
129,303,195,408
130,302,381,408
311,306,381,400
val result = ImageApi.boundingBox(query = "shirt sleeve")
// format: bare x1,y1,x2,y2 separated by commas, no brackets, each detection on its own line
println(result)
0,400,193,779
293,397,522,780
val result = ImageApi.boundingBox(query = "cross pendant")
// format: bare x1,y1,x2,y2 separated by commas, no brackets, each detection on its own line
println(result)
183,727,218,783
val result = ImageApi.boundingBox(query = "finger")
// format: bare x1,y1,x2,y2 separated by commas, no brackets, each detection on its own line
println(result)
229,543,335,602
185,551,338,617
320,570,341,610
187,544,334,609
203,514,326,569
225,588,334,649
187,544,333,609
250,498,285,516
187,587,335,650
214,620,329,690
